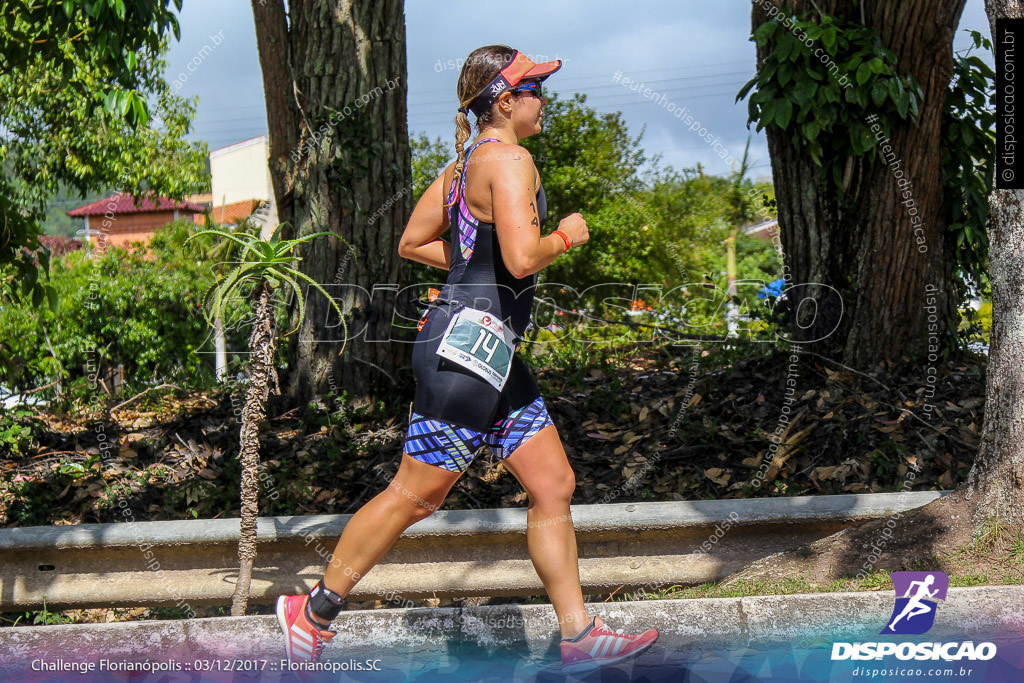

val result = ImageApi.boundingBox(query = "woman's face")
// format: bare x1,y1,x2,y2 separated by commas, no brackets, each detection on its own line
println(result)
509,86,548,139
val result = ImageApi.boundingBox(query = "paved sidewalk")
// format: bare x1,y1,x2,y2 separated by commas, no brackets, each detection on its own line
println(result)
0,585,1021,681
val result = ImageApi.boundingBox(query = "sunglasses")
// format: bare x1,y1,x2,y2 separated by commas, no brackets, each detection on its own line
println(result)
511,80,543,98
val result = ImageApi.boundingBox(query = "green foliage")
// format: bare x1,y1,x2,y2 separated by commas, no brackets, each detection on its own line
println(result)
0,224,246,399
522,93,647,227
959,300,992,349
642,169,762,279
547,168,770,310
0,0,182,121
739,13,922,185
974,301,992,333
16,596,73,626
404,134,452,289
546,193,662,292
43,187,108,237
411,133,450,202
0,4,206,318
943,30,995,292
695,228,784,336
0,406,40,457
735,233,784,285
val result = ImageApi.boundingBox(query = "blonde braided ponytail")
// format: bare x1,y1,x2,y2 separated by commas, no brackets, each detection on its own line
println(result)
446,108,473,209
444,45,517,210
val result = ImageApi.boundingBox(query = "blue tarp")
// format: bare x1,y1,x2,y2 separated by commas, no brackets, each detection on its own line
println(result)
758,277,787,299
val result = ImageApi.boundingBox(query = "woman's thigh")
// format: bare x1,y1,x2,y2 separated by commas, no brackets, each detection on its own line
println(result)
387,452,464,512
500,425,576,505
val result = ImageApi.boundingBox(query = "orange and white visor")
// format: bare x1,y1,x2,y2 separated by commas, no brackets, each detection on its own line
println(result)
460,50,562,115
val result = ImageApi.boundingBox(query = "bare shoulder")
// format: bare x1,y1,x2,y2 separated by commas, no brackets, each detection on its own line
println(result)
474,141,534,165
475,141,537,187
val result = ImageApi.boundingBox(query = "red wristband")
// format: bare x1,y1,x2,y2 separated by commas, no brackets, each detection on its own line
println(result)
552,230,571,253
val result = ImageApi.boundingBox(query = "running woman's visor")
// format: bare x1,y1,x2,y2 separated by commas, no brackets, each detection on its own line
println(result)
461,50,562,116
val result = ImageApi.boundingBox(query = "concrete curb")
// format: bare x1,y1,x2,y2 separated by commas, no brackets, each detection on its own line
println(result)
1,492,951,610
1,585,1020,667
0,492,949,551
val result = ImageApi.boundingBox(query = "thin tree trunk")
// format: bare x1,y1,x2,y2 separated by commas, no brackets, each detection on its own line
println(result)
230,282,278,616
966,0,1024,529
252,0,411,406
214,315,227,382
752,0,965,369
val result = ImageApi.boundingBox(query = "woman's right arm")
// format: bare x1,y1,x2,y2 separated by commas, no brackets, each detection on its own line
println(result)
398,170,452,270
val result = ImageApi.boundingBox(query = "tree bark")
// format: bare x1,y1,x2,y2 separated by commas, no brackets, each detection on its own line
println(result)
752,0,965,370
967,0,1024,529
251,0,411,406
230,282,278,617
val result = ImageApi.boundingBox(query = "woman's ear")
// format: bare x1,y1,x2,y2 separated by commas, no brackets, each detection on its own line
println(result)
498,91,514,113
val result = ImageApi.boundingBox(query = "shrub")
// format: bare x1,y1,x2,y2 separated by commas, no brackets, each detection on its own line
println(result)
0,224,252,400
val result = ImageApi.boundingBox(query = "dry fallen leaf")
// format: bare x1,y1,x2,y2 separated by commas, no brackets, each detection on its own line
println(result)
704,467,731,486
814,465,838,480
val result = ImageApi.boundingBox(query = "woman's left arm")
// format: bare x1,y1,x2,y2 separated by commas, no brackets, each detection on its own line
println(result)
398,171,451,270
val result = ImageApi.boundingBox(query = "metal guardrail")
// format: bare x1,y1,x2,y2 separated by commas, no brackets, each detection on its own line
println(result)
0,491,948,610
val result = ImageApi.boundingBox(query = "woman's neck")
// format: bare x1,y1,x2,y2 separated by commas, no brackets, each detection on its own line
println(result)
477,125,519,145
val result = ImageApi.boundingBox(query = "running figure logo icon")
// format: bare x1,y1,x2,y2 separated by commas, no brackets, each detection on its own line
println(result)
880,571,950,635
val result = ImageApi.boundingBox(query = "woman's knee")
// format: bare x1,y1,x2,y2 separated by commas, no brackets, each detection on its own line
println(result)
407,497,442,522
383,481,444,522
527,466,576,506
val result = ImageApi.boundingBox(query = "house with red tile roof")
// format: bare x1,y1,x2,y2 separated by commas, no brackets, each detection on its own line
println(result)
66,135,280,249
67,192,206,250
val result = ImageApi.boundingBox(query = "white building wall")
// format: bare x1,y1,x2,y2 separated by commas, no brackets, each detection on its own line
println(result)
210,134,279,239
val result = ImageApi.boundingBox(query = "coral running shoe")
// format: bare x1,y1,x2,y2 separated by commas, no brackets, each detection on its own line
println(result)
561,616,658,671
276,594,336,664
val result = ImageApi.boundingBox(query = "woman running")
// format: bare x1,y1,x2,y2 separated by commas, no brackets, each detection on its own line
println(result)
276,45,658,671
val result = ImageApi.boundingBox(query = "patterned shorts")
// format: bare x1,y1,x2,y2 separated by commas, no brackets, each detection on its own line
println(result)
403,396,554,473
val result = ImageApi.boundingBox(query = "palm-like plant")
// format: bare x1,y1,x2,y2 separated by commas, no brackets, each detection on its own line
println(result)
168,216,262,379
188,224,346,616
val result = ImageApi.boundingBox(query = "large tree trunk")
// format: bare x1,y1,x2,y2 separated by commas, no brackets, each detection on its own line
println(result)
753,0,965,369
231,282,278,616
966,0,1024,529
251,0,411,405
964,191,1024,528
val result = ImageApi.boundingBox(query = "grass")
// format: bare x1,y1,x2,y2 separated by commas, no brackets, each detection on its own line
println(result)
632,565,1024,603
626,514,1024,603
930,515,1024,584
1011,536,1024,564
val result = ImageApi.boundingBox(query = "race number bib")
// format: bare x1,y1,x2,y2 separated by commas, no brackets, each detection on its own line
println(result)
436,307,517,391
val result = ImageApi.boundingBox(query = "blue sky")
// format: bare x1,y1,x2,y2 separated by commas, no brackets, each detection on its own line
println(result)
166,0,992,182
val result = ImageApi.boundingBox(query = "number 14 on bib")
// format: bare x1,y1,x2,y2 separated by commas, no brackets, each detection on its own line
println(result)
436,307,516,391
